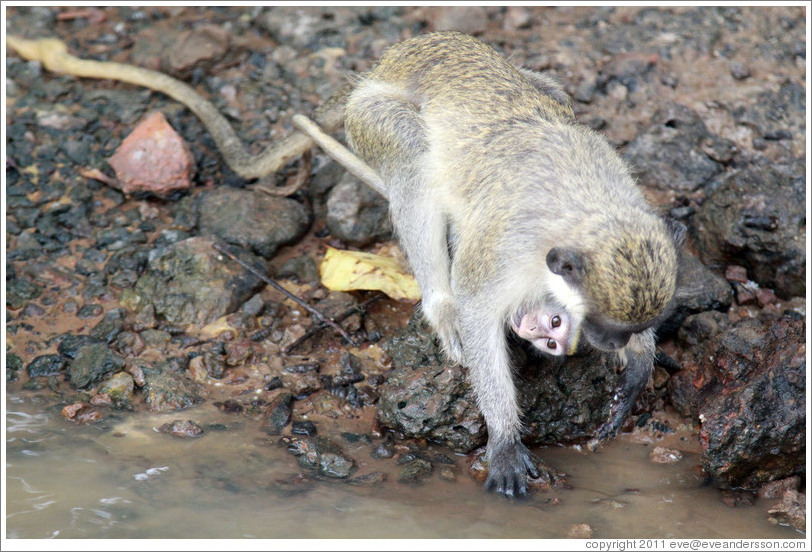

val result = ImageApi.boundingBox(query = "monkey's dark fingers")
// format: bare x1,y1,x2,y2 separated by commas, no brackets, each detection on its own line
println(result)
654,351,683,374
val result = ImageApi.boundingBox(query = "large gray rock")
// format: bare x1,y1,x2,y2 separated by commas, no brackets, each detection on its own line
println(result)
376,316,623,453
197,187,310,259
690,163,806,299
325,172,392,247
624,102,732,192
131,236,265,326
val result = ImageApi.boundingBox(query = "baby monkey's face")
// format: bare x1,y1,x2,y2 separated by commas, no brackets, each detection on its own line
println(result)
511,309,576,357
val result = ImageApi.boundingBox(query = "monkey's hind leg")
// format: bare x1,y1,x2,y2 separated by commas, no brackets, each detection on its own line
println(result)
344,81,464,363
291,114,386,196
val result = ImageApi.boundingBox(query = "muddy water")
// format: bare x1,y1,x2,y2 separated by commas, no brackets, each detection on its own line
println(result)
7,393,802,540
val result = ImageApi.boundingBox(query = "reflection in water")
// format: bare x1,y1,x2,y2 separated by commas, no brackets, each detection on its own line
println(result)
5,394,803,540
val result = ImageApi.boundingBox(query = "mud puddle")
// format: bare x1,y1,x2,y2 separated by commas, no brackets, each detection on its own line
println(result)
6,393,801,540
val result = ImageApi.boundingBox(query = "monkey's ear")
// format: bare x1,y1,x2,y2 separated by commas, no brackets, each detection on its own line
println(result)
546,247,585,285
664,217,687,248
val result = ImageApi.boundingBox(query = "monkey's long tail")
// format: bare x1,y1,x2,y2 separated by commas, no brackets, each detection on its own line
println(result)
7,35,344,180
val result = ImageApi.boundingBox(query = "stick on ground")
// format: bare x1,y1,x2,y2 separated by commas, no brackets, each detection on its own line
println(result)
212,242,358,347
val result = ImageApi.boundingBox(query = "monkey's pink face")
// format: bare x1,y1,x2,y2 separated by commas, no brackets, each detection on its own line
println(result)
510,310,574,357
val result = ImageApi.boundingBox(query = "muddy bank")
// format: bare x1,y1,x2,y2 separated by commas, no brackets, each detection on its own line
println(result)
5,5,807,538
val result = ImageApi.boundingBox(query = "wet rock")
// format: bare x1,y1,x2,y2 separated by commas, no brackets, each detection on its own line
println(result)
197,187,310,259
286,436,356,479
164,25,230,75
398,457,433,484
346,472,387,487
26,354,66,378
721,490,756,508
673,315,805,490
377,318,484,452
438,465,457,482
733,83,805,142
62,402,104,425
57,334,104,360
214,399,244,414
659,252,733,335
6,278,42,309
649,446,683,464
68,343,126,389
113,331,146,357
140,329,172,349
108,111,195,197
77,304,103,319
263,392,294,435
269,473,317,497
690,163,805,299
325,173,392,246
624,102,730,191
286,373,323,398
199,351,227,380
139,358,204,412
131,237,265,326
157,419,205,438
378,315,624,452
98,372,135,407
291,420,317,436
336,352,365,385
89,307,127,343
767,490,805,531
758,476,801,500
6,353,23,383
276,255,319,283
566,524,594,539
370,441,395,460
519,348,622,445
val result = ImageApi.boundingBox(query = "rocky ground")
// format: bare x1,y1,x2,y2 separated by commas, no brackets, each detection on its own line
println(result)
4,5,807,532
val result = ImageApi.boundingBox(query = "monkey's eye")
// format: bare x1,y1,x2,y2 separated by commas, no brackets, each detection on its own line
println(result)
546,339,557,350
551,315,561,328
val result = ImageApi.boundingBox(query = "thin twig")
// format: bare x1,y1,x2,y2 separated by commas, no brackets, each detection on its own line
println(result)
212,242,358,347
285,292,385,353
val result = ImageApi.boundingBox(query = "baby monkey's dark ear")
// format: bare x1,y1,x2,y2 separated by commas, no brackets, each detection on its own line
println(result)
664,217,687,248
546,247,585,286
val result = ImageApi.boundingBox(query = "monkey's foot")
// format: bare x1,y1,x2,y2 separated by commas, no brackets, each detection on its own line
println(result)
421,295,464,364
484,441,540,498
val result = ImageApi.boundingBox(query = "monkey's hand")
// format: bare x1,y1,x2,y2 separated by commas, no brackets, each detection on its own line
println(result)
587,387,634,451
421,294,465,364
485,440,540,498
588,348,653,451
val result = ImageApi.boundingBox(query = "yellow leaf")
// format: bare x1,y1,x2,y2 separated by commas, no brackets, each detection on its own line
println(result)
319,247,421,301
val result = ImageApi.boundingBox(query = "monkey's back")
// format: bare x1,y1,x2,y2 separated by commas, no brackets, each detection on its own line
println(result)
369,32,571,125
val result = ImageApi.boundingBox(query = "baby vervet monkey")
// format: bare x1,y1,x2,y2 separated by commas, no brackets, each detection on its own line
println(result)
8,31,682,498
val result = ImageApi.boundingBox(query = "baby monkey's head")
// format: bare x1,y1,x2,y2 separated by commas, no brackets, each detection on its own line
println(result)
510,306,579,357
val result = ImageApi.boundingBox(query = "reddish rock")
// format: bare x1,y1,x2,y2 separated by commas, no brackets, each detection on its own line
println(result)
108,111,195,196
164,25,230,75
724,265,749,283
157,419,205,438
767,489,806,531
649,446,683,464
